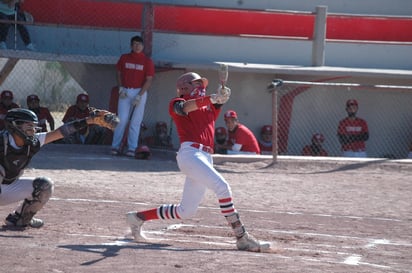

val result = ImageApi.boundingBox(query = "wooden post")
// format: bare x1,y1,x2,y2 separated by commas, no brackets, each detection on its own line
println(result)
0,58,19,86
142,3,154,57
312,5,327,66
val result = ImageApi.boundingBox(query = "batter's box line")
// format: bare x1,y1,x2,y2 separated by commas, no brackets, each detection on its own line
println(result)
263,228,412,247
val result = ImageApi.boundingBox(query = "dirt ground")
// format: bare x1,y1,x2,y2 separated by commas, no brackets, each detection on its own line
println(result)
0,144,411,273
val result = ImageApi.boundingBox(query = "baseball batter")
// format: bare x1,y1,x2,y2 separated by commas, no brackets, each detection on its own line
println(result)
126,72,271,252
111,35,155,157
0,108,118,228
337,99,369,157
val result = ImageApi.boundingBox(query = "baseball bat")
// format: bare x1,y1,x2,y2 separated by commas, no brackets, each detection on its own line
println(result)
119,105,136,154
218,64,229,89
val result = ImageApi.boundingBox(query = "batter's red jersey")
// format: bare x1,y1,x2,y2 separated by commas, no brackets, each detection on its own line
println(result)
169,97,221,148
32,107,54,132
116,52,155,88
337,117,369,151
228,124,261,154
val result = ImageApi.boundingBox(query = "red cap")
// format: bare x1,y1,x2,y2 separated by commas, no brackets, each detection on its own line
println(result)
136,145,151,153
346,99,358,107
1,90,13,100
156,121,167,129
27,94,40,103
215,127,227,136
224,110,238,120
312,133,325,143
261,125,272,134
77,94,89,103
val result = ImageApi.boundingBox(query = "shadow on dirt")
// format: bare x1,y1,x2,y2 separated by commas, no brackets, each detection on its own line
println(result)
58,239,231,266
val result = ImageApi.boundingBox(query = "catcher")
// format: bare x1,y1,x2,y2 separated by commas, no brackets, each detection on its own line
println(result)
0,108,118,228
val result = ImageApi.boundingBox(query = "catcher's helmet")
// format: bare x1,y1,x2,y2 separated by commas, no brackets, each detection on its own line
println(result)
135,145,151,160
5,108,39,145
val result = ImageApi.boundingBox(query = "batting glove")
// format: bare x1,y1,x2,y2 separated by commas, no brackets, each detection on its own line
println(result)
119,86,127,98
132,94,141,106
218,86,231,97
210,93,229,104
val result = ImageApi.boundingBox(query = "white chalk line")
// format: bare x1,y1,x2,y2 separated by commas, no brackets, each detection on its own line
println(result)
50,197,404,223
51,197,410,270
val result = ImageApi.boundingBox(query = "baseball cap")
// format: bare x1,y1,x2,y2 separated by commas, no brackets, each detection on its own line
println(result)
261,125,272,134
346,99,358,107
27,94,40,103
76,94,89,103
215,127,227,136
1,90,13,100
224,110,238,120
312,133,325,143
156,121,167,129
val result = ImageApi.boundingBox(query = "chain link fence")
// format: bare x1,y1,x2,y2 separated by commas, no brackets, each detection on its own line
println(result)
268,80,412,159
0,58,85,129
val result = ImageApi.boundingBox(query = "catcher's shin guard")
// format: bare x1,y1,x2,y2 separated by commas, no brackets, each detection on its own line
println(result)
14,177,54,227
225,212,271,252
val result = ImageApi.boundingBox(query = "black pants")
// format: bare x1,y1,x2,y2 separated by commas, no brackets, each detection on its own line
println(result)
0,11,31,45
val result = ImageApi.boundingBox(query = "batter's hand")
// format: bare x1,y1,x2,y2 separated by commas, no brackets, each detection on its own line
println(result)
89,109,120,130
218,86,231,98
119,86,127,98
210,93,229,104
132,95,141,106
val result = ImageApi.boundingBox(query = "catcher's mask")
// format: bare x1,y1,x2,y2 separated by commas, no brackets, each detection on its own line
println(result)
176,72,208,99
5,108,40,145
135,145,151,160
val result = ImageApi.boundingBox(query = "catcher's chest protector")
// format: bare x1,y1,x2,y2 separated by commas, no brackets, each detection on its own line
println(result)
0,132,41,184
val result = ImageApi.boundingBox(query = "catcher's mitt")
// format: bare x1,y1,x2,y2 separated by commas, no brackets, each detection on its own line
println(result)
89,109,119,130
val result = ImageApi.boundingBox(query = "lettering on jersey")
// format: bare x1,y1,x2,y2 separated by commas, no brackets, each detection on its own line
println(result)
125,63,144,71
346,126,362,133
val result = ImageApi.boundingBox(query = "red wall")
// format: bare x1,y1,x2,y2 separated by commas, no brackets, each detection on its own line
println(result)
22,2,412,42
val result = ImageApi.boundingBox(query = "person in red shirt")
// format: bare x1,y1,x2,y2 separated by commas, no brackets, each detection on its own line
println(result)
337,99,369,157
126,71,270,252
302,133,328,156
220,110,261,155
258,125,273,155
62,93,107,144
26,94,55,132
111,35,155,157
0,90,20,130
143,121,173,149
